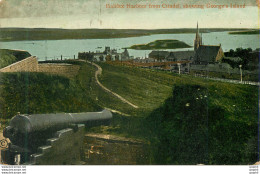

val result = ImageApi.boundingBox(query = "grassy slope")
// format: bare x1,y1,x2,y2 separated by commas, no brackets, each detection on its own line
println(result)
94,63,257,164
90,63,257,136
2,59,255,124
76,62,135,114
99,63,173,110
0,51,16,69
99,63,257,120
128,39,191,50
0,69,101,120
148,84,257,164
0,49,31,68
0,61,257,164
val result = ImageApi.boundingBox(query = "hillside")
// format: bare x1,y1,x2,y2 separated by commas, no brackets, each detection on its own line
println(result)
0,64,101,119
93,62,258,164
0,49,31,68
148,84,257,164
0,60,257,164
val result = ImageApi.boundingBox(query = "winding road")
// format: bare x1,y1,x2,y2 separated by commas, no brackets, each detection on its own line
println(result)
87,61,139,109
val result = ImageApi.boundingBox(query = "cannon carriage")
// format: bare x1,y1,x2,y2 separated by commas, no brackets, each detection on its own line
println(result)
1,109,112,165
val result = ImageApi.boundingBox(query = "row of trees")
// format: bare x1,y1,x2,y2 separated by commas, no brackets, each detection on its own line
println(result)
223,48,258,70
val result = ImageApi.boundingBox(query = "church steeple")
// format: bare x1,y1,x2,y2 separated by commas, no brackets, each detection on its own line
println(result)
201,33,203,45
194,22,202,51
196,22,199,39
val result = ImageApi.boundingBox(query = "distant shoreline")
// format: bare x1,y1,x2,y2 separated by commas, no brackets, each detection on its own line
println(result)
0,28,256,42
229,29,260,35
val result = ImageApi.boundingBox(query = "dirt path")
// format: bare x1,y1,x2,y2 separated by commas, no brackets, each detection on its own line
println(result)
104,107,130,116
86,61,139,109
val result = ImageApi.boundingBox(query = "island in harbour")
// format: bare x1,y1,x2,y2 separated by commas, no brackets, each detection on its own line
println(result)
127,39,191,50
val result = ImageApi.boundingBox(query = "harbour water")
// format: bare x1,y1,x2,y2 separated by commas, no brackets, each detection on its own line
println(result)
0,31,259,61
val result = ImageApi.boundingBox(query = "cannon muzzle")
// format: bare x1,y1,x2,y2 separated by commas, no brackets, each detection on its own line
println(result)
3,109,112,156
4,109,112,137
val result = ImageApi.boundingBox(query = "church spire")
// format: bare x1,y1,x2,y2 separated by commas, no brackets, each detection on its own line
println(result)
196,21,200,36
201,33,203,45
194,22,202,51
196,21,200,39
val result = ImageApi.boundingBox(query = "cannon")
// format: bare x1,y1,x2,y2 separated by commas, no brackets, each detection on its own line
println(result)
1,109,112,165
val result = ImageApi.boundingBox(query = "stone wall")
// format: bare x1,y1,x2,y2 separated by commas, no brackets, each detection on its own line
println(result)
0,56,38,72
0,56,80,78
84,133,151,165
29,124,85,165
38,63,80,78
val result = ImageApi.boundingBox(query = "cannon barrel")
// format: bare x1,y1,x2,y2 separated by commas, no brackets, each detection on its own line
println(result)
4,109,112,136
2,110,112,164
3,109,112,153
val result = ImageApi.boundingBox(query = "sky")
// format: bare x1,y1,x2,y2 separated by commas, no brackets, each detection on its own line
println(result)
0,0,259,29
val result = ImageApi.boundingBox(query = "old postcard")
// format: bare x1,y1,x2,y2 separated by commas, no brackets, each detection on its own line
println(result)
0,0,259,169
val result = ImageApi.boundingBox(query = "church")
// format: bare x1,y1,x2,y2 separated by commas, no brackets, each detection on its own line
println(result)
148,23,225,64
193,22,225,64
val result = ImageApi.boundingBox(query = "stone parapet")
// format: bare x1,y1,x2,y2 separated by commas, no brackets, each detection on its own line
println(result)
0,56,80,78
38,63,80,78
0,56,38,72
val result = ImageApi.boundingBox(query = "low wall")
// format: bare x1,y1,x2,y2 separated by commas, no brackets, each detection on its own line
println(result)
29,124,85,165
38,63,80,78
85,133,151,165
0,56,38,72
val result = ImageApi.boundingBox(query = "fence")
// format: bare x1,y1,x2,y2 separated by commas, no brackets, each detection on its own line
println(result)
42,55,77,61
193,73,260,86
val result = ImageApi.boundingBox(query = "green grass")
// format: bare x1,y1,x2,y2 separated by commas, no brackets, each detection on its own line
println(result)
97,62,257,120
0,70,101,119
149,84,257,164
90,63,257,164
128,39,191,50
0,51,16,69
76,62,135,115
0,49,31,68
0,60,257,164
99,63,173,110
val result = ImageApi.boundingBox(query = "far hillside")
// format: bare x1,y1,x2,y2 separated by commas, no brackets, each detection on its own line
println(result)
229,29,260,35
0,28,252,41
0,49,31,68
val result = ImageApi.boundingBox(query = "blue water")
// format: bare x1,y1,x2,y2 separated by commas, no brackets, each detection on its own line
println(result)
0,32,259,61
